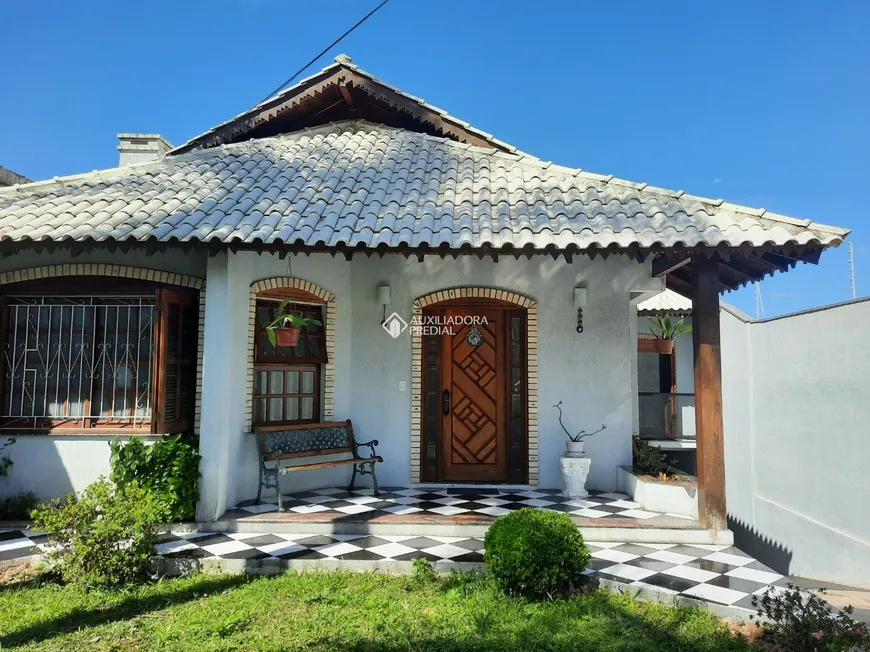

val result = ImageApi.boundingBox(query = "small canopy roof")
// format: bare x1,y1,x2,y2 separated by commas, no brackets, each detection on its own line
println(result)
637,289,693,316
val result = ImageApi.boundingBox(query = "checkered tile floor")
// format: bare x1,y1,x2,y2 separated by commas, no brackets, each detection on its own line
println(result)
228,487,694,522
1,526,789,611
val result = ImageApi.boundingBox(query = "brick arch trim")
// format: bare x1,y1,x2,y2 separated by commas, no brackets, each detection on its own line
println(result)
410,287,539,485
0,264,204,290
245,277,336,432
0,264,207,436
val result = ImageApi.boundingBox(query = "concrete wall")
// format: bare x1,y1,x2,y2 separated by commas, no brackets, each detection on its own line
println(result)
721,298,870,588
0,248,207,500
195,251,655,519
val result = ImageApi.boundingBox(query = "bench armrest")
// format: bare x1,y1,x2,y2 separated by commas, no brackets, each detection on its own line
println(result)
354,439,379,457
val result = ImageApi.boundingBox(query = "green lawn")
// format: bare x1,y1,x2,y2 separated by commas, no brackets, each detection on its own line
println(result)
0,570,756,651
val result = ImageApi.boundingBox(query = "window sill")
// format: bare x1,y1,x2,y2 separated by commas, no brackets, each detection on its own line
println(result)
0,429,160,437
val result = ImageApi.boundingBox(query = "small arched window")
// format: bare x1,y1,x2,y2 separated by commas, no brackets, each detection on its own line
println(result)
252,287,327,425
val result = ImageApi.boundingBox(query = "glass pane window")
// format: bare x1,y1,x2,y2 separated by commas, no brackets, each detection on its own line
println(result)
252,296,324,426
2,296,155,429
252,363,319,425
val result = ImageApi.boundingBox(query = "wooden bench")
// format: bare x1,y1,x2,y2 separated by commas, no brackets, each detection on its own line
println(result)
255,420,382,510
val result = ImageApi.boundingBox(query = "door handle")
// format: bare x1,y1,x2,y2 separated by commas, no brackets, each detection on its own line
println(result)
442,389,450,415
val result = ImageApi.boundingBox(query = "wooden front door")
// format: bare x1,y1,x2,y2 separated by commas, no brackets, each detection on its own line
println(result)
420,303,528,484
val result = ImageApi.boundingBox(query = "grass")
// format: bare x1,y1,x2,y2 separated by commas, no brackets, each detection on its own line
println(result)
0,570,757,651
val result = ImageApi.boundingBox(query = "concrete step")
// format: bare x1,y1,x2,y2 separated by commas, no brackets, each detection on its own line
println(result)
198,517,734,545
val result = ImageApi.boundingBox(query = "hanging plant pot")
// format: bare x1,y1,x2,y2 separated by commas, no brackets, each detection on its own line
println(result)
649,338,675,355
273,327,301,347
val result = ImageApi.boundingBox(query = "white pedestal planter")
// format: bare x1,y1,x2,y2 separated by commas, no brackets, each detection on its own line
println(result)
617,466,698,519
560,454,592,498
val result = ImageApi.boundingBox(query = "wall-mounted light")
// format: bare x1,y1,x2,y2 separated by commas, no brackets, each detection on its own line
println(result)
377,284,391,324
573,285,587,334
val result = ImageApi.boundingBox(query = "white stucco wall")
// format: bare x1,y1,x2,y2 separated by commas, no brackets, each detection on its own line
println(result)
722,299,870,588
0,247,656,519
196,251,654,519
0,248,207,501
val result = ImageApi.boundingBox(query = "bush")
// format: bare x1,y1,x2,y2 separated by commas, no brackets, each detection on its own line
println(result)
30,478,165,588
0,491,39,519
110,434,201,521
752,583,870,651
484,508,590,597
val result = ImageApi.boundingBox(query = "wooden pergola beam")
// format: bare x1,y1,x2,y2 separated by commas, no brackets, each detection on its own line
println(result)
691,254,727,531
652,255,691,277
665,273,692,298
718,258,764,282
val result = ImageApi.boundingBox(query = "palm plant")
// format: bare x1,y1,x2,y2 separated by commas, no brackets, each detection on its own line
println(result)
646,312,692,340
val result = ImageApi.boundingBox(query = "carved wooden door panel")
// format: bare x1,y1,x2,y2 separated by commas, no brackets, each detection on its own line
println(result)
440,308,507,482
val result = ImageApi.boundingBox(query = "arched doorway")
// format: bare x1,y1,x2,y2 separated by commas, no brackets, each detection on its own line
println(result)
413,289,536,484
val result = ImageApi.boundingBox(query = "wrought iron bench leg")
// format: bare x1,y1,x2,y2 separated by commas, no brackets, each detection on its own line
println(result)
370,461,380,497
347,463,359,493
274,470,285,511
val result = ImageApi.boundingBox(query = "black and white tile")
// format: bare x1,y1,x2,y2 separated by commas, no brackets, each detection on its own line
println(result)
0,528,47,562
1,526,790,612
230,487,693,522
587,542,791,611
155,531,487,564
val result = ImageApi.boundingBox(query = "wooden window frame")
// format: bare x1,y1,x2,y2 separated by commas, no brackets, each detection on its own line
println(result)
252,295,326,427
0,277,198,435
252,363,320,426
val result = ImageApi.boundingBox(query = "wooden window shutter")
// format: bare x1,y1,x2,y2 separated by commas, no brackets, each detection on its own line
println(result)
153,289,198,433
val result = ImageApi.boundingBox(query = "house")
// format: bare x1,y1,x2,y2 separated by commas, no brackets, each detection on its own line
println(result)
0,55,849,528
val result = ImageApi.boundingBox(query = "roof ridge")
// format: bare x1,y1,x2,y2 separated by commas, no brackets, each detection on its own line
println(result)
168,56,522,157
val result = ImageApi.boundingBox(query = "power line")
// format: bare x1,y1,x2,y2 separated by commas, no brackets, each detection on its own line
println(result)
849,242,857,299
258,0,392,104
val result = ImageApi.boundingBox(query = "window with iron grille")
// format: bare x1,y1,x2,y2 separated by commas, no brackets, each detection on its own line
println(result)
253,300,325,425
0,279,198,433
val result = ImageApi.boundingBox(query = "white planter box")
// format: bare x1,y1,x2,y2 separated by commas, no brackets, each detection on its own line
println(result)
617,466,698,519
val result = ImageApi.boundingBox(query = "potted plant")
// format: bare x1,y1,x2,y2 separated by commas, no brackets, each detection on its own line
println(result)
554,402,607,498
645,312,692,354
554,401,606,456
264,298,322,348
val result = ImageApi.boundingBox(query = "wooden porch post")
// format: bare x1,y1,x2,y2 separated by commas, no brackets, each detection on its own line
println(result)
691,255,727,530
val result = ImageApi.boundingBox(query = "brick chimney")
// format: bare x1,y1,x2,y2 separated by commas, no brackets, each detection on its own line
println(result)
117,133,173,166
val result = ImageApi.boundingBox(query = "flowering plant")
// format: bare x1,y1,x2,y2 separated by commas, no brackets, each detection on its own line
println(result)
752,583,870,651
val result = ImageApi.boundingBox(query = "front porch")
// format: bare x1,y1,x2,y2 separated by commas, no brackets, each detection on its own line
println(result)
201,485,733,548
223,485,696,525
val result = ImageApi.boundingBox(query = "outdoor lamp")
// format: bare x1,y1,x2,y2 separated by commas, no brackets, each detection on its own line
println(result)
573,286,587,333
377,284,391,323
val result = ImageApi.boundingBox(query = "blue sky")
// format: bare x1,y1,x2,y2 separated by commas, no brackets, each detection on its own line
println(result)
1,0,867,317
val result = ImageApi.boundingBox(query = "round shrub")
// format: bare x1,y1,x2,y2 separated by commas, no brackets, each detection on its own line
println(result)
484,508,590,596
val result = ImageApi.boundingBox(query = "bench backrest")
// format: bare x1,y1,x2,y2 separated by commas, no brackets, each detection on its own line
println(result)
256,420,356,461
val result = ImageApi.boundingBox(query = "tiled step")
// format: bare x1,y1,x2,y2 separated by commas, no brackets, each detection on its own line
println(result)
200,517,733,545
211,487,733,544
150,534,775,622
